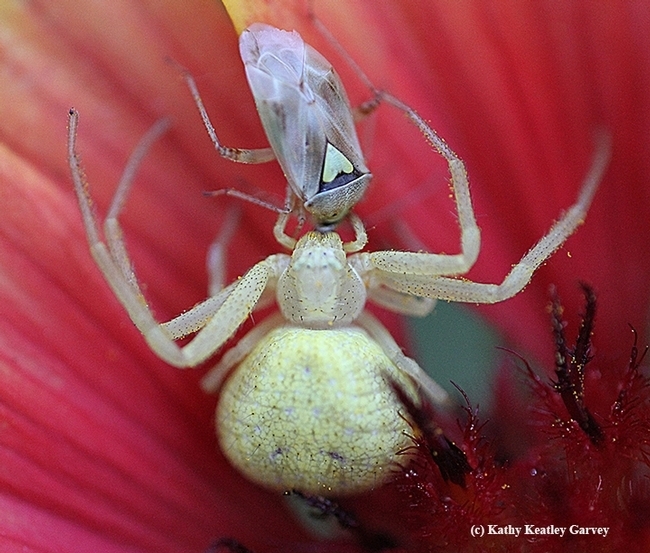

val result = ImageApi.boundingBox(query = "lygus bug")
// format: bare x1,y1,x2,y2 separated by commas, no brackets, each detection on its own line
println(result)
68,23,609,496
183,22,372,229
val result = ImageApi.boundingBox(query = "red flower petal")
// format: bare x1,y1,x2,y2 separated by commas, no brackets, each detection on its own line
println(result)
2,0,649,551
221,0,650,365
375,1,650,364
0,1,304,550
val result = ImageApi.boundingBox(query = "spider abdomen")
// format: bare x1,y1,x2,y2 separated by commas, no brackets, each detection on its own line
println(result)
216,325,416,496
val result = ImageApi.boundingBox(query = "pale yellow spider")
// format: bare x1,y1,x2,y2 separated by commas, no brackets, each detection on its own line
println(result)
67,24,608,497
68,112,608,497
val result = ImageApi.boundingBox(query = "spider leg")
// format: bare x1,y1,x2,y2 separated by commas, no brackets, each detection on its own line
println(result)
364,133,610,304
356,311,449,405
201,313,284,393
161,258,282,365
363,283,436,317
366,93,482,277
207,205,241,296
101,117,171,289
307,10,480,272
306,4,382,121
69,109,283,367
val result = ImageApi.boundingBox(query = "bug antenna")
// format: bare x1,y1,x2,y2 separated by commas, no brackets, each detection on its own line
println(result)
307,3,380,97
203,187,287,215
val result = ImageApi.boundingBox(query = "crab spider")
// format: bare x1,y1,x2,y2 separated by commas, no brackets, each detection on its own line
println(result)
68,24,608,495
68,23,609,496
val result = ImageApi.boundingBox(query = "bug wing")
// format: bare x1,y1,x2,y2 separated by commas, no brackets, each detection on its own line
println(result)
240,24,318,195
240,23,370,223
301,42,371,221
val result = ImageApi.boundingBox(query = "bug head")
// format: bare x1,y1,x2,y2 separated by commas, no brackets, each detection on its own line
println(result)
240,23,371,230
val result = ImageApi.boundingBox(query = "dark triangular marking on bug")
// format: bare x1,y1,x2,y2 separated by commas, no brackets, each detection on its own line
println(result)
319,142,362,193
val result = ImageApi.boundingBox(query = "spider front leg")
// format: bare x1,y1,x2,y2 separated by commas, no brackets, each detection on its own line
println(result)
362,132,610,305
307,12,481,271
68,109,283,368
373,93,481,277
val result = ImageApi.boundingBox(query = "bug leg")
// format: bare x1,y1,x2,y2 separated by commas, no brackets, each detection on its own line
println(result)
273,210,296,250
365,133,610,304
356,311,449,405
273,190,303,250
306,2,382,119
182,70,276,164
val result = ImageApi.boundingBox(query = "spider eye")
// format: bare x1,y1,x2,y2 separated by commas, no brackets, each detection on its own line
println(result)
320,142,362,192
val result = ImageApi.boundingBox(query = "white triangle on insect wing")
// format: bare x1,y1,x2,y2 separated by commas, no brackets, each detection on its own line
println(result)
322,142,354,183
